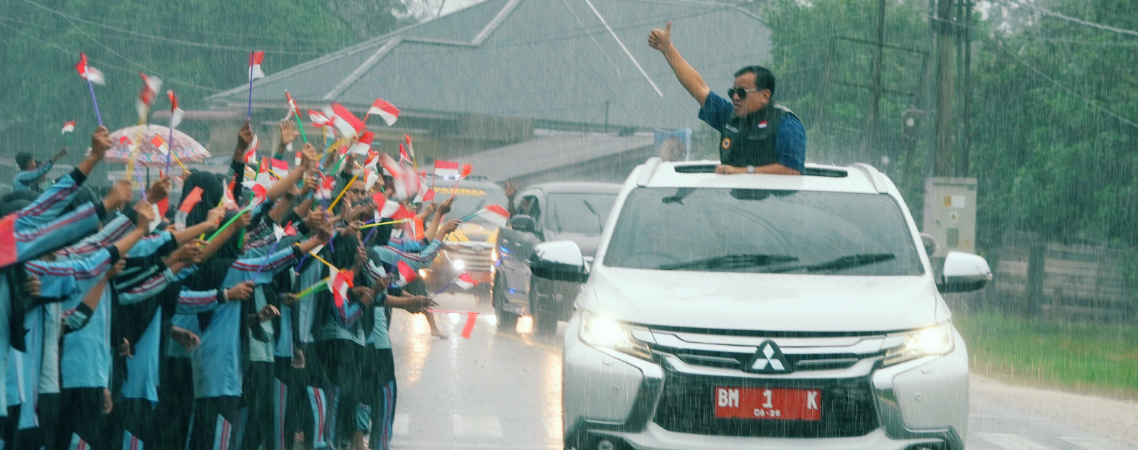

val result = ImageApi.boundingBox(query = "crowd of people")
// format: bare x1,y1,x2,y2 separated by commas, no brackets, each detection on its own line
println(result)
0,120,459,450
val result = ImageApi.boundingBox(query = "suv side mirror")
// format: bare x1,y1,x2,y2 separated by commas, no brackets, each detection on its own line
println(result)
509,215,536,233
937,251,992,294
529,241,588,283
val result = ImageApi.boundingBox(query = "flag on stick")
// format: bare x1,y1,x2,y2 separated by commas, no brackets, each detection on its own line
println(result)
249,51,266,80
395,261,416,287
434,160,459,178
465,204,510,227
329,270,353,308
366,99,400,126
61,121,76,134
136,73,163,120
455,272,477,290
348,131,374,155
330,103,365,138
76,53,104,125
150,135,169,155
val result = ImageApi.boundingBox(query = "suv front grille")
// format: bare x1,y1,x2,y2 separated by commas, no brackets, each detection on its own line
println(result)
674,351,862,372
652,371,878,438
446,247,493,272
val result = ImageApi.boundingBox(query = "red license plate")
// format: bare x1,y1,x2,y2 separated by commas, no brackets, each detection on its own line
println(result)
713,387,823,421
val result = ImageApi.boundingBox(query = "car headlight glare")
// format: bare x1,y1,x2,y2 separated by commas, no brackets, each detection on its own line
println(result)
452,259,465,271
883,322,954,367
579,311,652,360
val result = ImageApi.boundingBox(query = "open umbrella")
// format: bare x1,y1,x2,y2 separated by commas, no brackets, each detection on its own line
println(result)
98,125,211,167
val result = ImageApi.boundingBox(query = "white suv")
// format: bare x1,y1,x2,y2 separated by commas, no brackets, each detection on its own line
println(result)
530,159,992,450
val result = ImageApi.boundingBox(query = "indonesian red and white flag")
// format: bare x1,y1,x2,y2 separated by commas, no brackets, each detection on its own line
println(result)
404,134,416,162
136,73,163,119
308,110,332,128
455,272,477,290
348,131,374,155
382,154,420,201
244,135,259,164
434,160,459,178
119,136,132,146
364,151,380,172
475,204,510,227
461,164,473,178
150,135,169,155
179,187,204,213
167,90,185,129
75,53,105,85
318,175,337,199
273,221,298,241
61,121,76,134
329,270,354,308
267,158,289,178
249,51,265,80
330,103,365,138
376,197,406,219
395,261,416,287
284,91,299,118
367,99,400,126
398,144,412,165
413,182,436,203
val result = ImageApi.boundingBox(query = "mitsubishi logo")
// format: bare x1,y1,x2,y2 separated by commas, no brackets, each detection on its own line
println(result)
748,341,792,374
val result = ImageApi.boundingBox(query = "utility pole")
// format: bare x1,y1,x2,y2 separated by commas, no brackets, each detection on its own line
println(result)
933,0,955,176
958,0,973,176
859,0,886,164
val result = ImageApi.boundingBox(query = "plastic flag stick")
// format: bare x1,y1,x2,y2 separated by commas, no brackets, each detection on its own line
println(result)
307,252,338,271
358,219,410,229
86,77,103,126
326,170,361,213
246,52,255,119
296,278,330,299
253,240,282,274
205,203,255,242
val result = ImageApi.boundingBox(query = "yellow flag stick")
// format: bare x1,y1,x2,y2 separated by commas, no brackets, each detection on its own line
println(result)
327,170,361,213
296,277,330,299
307,251,338,271
359,219,409,229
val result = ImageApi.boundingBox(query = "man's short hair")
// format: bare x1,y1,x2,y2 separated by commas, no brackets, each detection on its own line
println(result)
15,152,33,171
734,66,776,97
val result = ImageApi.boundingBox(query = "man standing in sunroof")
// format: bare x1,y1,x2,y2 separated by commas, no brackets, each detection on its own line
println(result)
649,21,806,175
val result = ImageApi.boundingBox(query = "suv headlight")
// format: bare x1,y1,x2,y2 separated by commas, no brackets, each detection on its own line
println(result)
883,322,954,367
579,311,652,360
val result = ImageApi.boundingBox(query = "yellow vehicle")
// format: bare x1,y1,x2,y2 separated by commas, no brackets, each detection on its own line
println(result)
420,175,510,301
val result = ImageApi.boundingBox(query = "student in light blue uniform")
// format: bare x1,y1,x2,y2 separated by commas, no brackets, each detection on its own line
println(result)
27,203,154,450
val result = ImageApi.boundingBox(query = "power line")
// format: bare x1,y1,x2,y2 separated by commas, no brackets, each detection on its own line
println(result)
995,40,1138,129
998,0,1138,39
19,0,347,56
0,20,218,93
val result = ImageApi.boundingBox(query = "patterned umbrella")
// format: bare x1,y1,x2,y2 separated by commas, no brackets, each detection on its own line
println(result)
97,125,211,167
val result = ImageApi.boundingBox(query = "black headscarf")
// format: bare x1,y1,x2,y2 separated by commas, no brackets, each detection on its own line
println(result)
178,170,225,227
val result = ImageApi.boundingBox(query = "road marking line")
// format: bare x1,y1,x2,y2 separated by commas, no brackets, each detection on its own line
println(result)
976,433,1052,450
1059,436,1135,450
393,413,409,435
453,414,502,438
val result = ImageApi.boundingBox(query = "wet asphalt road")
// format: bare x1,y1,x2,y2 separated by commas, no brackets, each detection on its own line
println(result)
387,293,1135,450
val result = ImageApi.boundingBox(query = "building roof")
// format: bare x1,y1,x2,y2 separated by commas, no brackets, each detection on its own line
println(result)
207,0,770,130
452,133,653,182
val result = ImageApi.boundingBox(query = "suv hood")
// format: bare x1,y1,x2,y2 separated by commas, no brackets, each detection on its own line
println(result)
583,267,939,333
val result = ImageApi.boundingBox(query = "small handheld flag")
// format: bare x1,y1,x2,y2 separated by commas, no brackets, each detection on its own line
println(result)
348,131,374,155
76,53,104,125
150,135,169,155
61,121,76,134
249,51,266,80
367,99,400,126
136,73,163,120
396,260,416,287
434,160,459,178
465,204,510,227
455,272,477,290
329,270,354,308
330,103,365,138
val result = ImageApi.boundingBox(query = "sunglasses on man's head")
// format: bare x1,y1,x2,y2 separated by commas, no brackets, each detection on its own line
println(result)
728,87,760,100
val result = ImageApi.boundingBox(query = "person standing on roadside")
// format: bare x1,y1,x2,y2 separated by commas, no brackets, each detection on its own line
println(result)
14,148,68,192
648,21,807,175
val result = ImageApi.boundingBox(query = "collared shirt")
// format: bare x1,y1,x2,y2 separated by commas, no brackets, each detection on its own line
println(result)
698,92,807,173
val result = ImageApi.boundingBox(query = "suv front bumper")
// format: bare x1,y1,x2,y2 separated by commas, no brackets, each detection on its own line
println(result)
562,315,969,450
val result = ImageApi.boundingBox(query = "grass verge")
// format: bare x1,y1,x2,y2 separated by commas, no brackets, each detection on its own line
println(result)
953,310,1138,399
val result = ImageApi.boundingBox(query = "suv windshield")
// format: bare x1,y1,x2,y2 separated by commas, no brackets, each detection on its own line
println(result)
603,188,923,276
545,193,617,235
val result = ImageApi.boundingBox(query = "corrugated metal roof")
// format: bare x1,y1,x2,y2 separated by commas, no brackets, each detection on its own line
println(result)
452,133,653,181
209,0,770,130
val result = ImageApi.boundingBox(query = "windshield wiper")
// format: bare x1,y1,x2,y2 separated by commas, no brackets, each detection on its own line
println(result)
763,253,896,274
658,254,798,271
581,200,603,233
